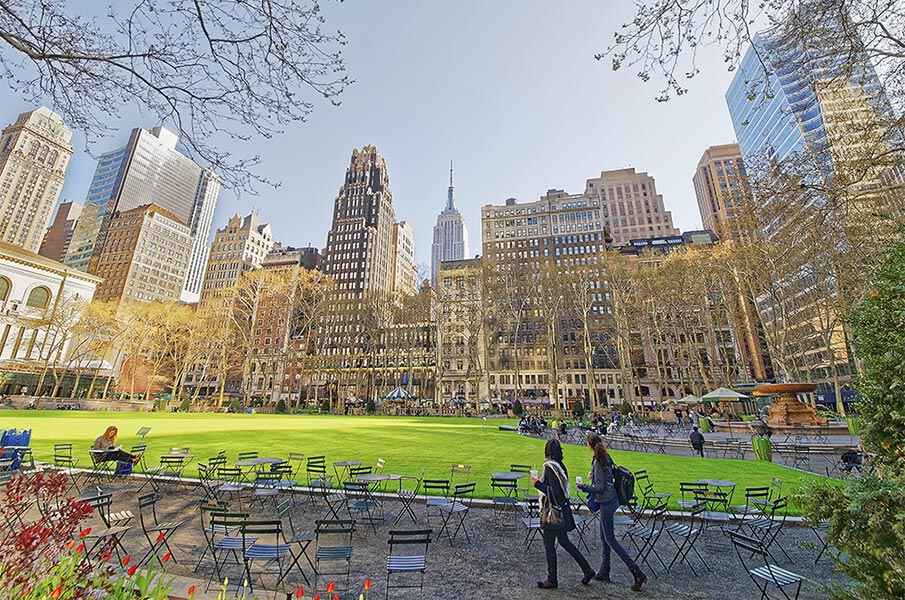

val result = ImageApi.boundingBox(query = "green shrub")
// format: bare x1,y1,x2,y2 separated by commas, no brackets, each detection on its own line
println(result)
799,235,905,599
512,400,524,417
179,397,191,412
365,399,376,414
319,398,331,414
275,398,288,414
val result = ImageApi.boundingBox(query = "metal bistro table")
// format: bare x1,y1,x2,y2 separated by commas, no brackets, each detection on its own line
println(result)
236,456,284,481
695,478,737,528
333,459,363,482
491,471,528,482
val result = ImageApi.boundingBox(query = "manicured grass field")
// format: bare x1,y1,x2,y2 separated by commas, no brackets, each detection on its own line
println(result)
1,410,826,513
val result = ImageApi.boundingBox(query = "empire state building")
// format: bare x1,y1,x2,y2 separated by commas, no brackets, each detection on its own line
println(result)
430,162,469,287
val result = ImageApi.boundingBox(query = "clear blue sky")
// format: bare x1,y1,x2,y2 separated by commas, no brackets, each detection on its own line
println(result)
2,0,739,271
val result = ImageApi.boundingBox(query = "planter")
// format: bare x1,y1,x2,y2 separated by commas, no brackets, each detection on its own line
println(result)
752,435,772,461
698,416,711,432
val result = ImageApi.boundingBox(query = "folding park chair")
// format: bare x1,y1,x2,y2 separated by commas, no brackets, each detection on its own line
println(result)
729,531,803,600
129,444,148,473
240,518,303,594
136,426,151,440
344,481,382,534
216,467,246,508
206,511,252,594
624,501,669,575
698,491,733,533
196,463,222,503
730,486,770,527
81,493,132,566
385,529,432,600
136,493,184,568
143,455,189,492
490,477,519,527
273,496,315,581
348,465,373,485
509,463,532,495
570,497,597,553
252,471,282,510
634,470,672,512
663,501,707,575
422,479,451,525
448,463,472,483
676,482,708,510
746,497,792,562
306,457,331,492
393,476,422,526
87,449,116,483
314,520,355,595
193,501,231,573
810,520,831,564
519,497,542,549
269,462,295,493
437,482,475,546
374,458,386,475
237,451,259,462
286,452,305,482
52,443,81,495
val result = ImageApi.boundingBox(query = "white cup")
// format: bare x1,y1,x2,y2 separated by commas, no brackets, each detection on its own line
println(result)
576,476,583,485
530,469,538,479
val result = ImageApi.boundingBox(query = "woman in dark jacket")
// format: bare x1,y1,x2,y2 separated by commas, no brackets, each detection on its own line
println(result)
577,433,647,591
532,439,595,589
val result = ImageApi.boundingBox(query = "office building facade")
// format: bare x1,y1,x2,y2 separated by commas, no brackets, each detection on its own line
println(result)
0,108,73,253
430,163,469,287
200,212,274,303
584,168,679,246
693,144,751,240
39,201,83,262
180,169,221,303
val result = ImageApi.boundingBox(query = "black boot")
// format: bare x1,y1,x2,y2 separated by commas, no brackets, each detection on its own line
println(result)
537,580,558,590
631,569,647,592
581,570,595,585
594,570,612,583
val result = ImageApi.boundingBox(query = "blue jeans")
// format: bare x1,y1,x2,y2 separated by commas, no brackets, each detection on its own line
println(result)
598,497,639,577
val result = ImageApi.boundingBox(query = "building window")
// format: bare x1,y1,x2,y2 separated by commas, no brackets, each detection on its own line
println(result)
0,277,9,302
26,286,51,309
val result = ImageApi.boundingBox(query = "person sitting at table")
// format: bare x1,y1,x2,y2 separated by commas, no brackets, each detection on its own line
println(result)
92,426,140,464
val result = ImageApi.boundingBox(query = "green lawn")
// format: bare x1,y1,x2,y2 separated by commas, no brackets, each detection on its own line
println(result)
0,410,826,513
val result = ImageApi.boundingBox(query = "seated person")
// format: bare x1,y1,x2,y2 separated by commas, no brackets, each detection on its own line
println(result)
92,426,139,464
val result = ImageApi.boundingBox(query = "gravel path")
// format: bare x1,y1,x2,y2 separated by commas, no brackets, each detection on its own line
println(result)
69,478,848,600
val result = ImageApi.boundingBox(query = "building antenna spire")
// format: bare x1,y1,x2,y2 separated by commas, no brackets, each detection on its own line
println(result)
447,160,455,210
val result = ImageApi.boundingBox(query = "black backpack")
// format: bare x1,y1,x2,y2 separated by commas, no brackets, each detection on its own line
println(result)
613,465,635,506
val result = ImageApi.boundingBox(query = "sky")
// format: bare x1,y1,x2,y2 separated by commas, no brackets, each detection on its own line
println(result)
2,0,741,271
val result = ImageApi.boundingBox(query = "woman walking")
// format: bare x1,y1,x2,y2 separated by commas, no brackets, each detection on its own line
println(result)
578,433,647,591
531,439,595,590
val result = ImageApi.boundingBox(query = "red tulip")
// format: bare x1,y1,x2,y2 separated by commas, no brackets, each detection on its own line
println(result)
121,555,132,567
162,551,172,562
187,584,197,599
79,527,92,538
156,531,166,543
127,565,138,577
65,539,74,550
51,585,62,599
333,595,339,600
294,587,305,598
364,578,372,591
326,582,335,593
74,542,85,555
314,595,321,600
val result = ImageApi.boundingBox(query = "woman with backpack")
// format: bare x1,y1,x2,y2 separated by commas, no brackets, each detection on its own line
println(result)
577,433,647,592
531,439,595,589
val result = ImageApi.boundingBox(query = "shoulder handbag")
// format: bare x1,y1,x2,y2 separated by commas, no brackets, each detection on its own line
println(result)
540,463,576,531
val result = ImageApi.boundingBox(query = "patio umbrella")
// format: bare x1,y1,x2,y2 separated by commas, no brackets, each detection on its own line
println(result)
700,387,748,402
382,387,413,401
677,394,702,405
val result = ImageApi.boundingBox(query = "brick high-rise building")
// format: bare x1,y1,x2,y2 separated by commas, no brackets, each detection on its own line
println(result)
92,204,192,304
0,107,73,252
39,201,83,262
693,144,751,240
584,168,679,246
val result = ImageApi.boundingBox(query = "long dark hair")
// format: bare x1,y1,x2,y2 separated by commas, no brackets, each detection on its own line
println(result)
544,439,565,470
587,432,610,465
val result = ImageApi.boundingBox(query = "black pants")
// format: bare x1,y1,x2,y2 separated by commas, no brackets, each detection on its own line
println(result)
693,446,704,458
541,527,593,585
99,450,134,463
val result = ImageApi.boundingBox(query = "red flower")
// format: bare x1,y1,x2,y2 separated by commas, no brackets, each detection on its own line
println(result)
156,531,166,543
74,542,85,554
186,584,197,599
121,555,131,567
65,539,74,550
294,587,304,598
333,595,339,600
326,582,335,593
79,527,91,538
100,550,112,562
162,551,172,562
127,565,138,577
51,585,62,599
313,595,321,600
364,578,372,591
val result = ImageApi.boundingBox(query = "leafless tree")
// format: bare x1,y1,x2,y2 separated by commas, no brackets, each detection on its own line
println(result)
0,0,349,191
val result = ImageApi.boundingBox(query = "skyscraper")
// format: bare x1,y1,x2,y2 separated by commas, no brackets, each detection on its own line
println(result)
180,169,222,303
431,162,468,287
583,168,679,246
68,127,220,280
692,144,751,240
0,107,73,252
200,212,273,303
322,145,396,296
39,201,83,262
